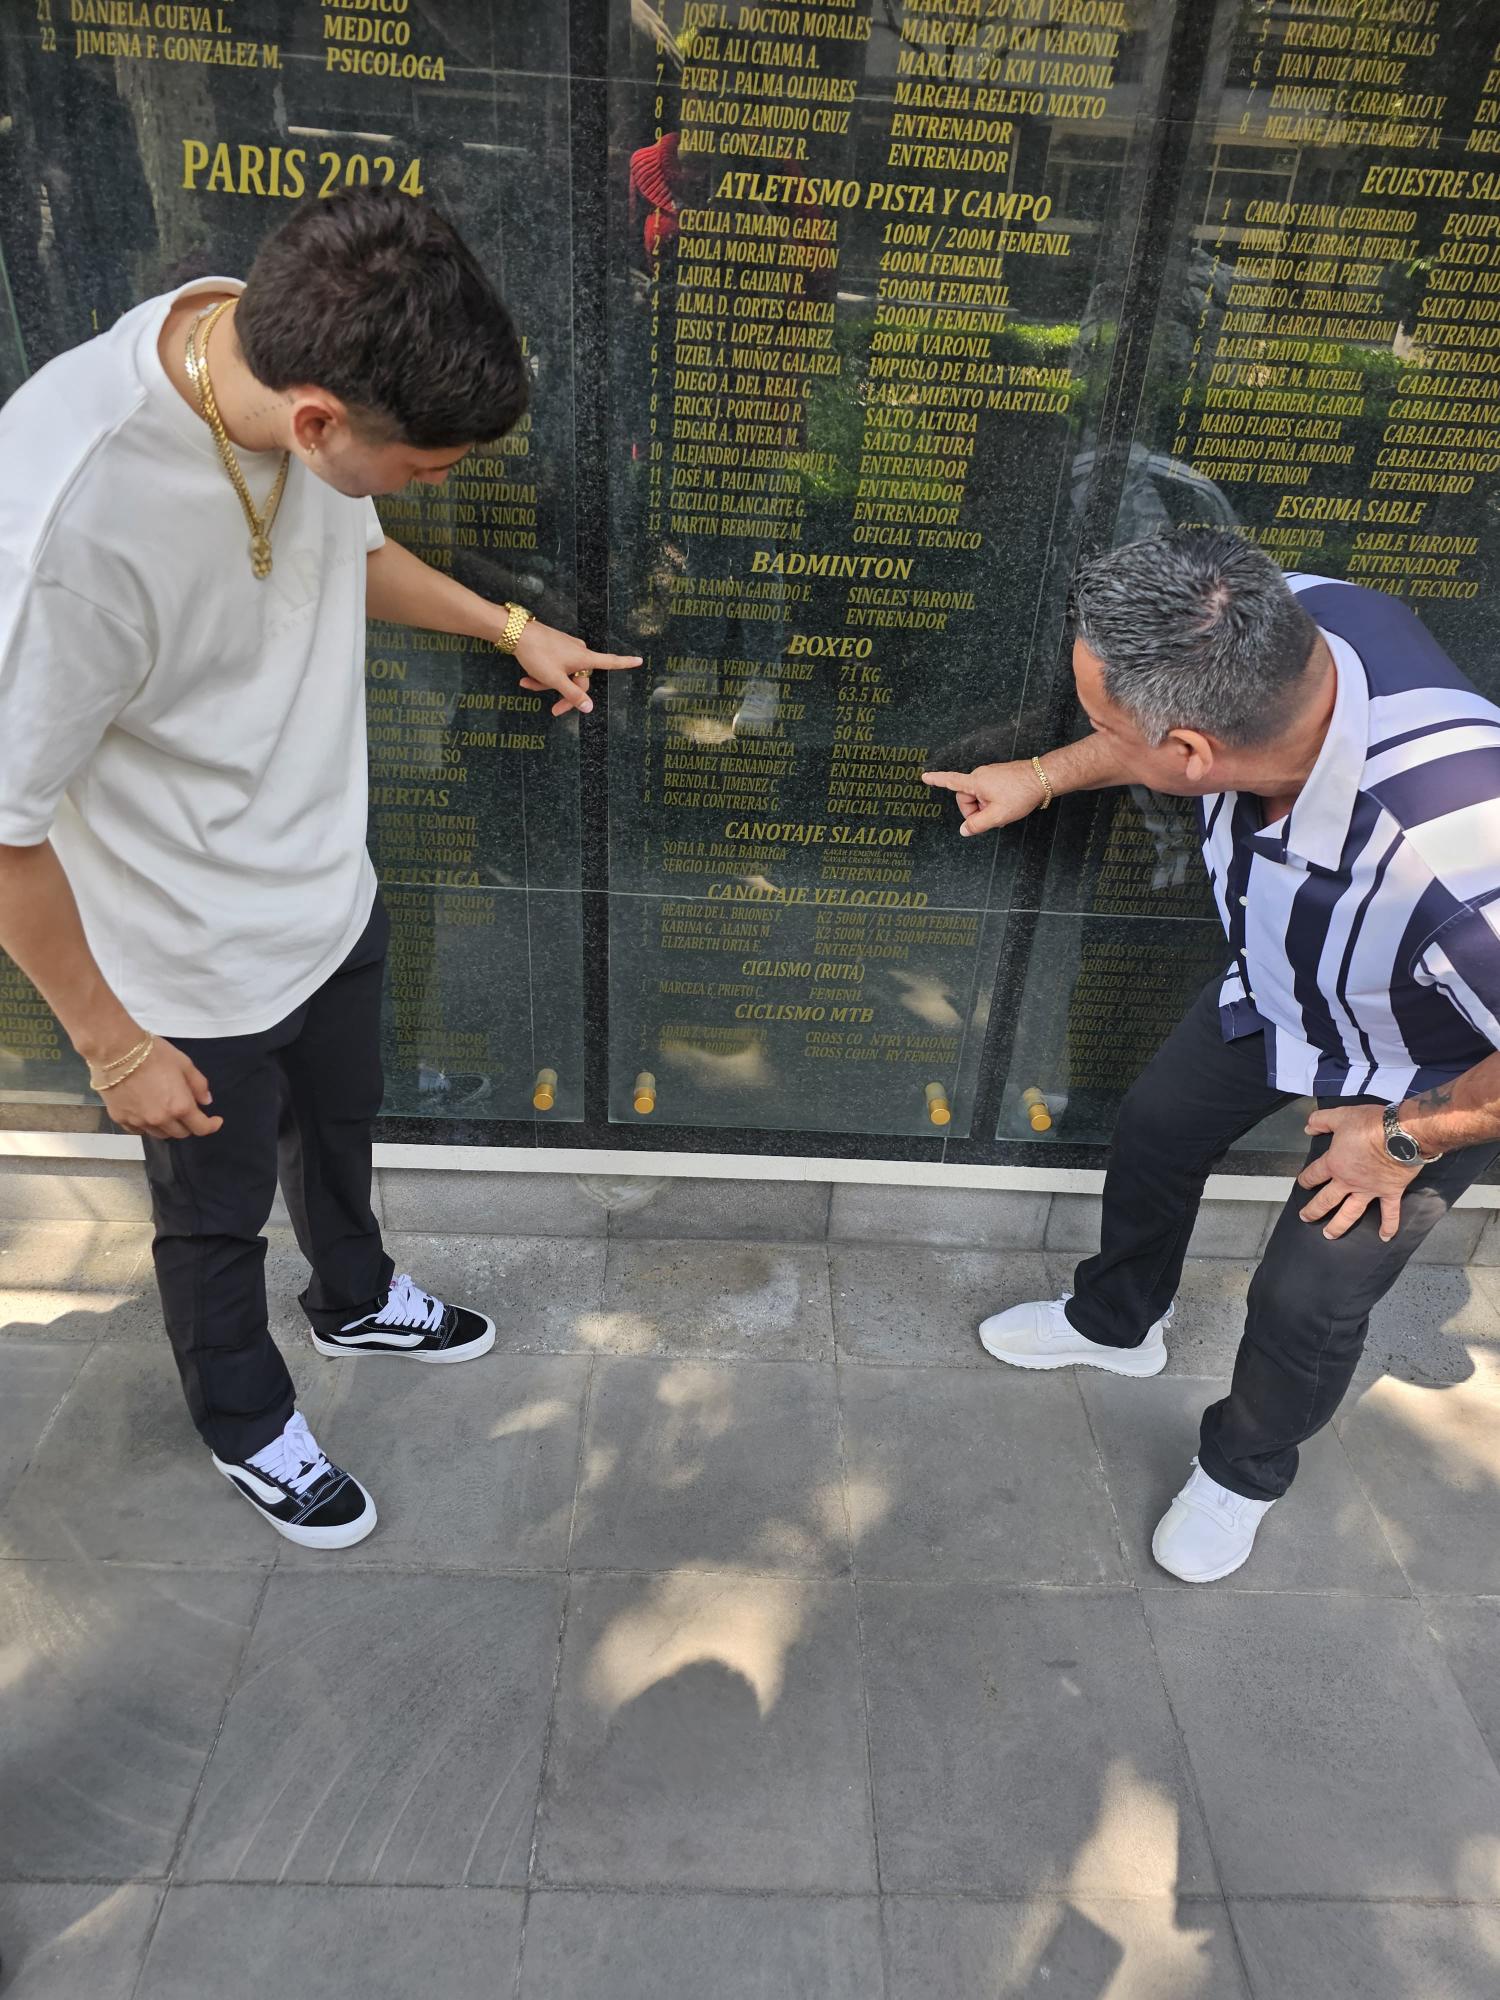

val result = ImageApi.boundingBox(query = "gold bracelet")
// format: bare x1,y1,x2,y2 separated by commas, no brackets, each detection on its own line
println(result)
1030,755,1054,811
90,1035,154,1093
495,601,534,656
89,1032,151,1082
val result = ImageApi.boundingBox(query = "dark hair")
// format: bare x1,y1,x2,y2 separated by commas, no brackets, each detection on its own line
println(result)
235,186,528,448
1071,529,1320,746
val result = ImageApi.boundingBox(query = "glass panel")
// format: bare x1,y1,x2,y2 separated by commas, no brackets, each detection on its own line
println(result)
604,0,1180,1136
998,909,1310,1150
0,0,584,1126
1006,0,1500,1160
1000,912,1227,1146
609,894,1005,1136
382,887,585,1123
1126,1,1500,676
999,774,1312,1152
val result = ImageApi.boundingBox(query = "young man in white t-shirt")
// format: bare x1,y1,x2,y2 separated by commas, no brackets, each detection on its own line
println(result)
0,188,639,1550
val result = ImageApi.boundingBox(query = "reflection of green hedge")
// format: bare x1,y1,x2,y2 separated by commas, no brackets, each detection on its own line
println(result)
1147,338,1406,439
802,313,1084,503
1148,340,1420,572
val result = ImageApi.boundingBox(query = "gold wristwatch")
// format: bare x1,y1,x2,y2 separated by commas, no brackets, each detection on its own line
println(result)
495,602,534,655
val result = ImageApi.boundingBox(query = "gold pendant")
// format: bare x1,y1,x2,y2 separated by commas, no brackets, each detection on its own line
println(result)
251,532,272,579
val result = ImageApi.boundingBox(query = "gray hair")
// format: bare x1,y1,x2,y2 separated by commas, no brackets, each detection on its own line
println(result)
1071,530,1319,746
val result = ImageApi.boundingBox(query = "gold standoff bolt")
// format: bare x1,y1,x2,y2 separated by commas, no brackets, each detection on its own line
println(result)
632,1071,657,1116
1022,1087,1052,1133
532,1066,558,1112
924,1081,952,1127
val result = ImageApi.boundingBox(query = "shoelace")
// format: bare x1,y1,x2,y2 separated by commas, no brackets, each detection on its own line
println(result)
248,1412,333,1498
371,1272,445,1333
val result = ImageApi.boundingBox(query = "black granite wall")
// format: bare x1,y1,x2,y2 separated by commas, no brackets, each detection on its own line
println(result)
2,0,1498,1178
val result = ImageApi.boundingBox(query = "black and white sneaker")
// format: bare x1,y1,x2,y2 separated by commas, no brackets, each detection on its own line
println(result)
312,1272,496,1364
212,1411,376,1550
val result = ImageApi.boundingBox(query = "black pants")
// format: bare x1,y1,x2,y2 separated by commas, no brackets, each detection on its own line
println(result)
1067,980,1499,1501
143,899,394,1463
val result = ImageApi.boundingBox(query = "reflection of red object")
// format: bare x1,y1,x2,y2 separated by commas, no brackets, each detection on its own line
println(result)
630,133,682,259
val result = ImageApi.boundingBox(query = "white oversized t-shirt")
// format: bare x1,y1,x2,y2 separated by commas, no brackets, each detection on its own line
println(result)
0,278,382,1038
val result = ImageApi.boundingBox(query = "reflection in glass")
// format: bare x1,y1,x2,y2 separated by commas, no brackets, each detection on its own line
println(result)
0,0,586,1128
604,0,1177,1135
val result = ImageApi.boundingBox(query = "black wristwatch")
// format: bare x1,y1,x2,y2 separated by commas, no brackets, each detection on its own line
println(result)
1382,1104,1441,1167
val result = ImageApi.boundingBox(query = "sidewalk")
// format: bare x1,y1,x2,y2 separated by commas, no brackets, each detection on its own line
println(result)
3,1220,1500,1998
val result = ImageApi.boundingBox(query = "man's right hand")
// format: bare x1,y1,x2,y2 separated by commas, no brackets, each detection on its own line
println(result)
922,760,1049,837
102,1038,222,1140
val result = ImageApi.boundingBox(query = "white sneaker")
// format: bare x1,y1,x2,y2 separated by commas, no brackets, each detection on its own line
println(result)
978,1294,1171,1377
1152,1458,1275,1583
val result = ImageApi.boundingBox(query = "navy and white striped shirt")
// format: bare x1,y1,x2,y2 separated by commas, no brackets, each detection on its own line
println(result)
1200,574,1500,1103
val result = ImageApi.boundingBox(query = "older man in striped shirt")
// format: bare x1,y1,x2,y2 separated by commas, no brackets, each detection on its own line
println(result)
925,529,1500,1583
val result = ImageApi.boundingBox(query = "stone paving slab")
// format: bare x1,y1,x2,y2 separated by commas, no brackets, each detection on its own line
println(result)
1424,1596,1500,1768
375,1233,608,1353
178,1572,564,1888
838,1362,1126,1585
519,1889,884,1998
1144,1590,1500,1901
535,1573,876,1894
0,1339,332,1568
0,1342,89,1509
137,1884,525,2000
1336,1349,1500,1595
0,1562,261,1881
570,1357,847,1577
1079,1373,1410,1596
829,1246,1052,1368
594,1240,834,1362
1231,1899,1500,2000
0,1883,163,1999
278,1351,589,1574
860,1582,1218,1899
4,1221,1500,1998
883,1894,1249,2000
610,1176,833,1242
0,1221,151,1288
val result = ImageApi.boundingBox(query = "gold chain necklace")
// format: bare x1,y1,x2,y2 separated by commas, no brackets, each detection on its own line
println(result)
184,300,290,580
